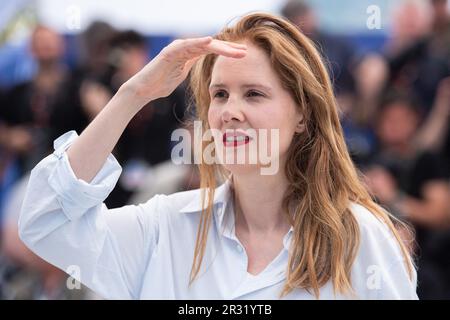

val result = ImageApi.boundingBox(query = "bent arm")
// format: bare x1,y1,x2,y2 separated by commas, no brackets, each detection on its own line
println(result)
17,37,247,299
18,132,162,299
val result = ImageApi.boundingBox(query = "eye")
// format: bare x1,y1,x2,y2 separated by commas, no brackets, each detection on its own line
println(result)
246,90,264,98
213,90,228,99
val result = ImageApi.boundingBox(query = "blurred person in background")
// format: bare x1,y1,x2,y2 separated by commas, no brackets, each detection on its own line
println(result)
347,0,450,166
340,53,388,166
414,77,450,158
0,25,68,226
49,21,118,142
385,0,432,57
387,0,450,114
0,25,68,175
281,0,371,167
363,91,450,299
430,0,450,51
350,0,432,126
0,24,98,300
0,173,94,299
280,0,356,96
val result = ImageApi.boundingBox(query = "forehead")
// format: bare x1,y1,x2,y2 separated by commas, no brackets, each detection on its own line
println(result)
210,42,279,86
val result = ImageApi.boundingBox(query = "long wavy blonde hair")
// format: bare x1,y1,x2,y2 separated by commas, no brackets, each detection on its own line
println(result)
188,12,414,298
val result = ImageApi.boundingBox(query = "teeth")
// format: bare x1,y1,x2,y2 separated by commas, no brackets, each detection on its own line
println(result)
226,136,246,142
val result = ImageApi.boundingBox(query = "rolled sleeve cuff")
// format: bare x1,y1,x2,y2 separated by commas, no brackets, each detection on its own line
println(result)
48,130,122,221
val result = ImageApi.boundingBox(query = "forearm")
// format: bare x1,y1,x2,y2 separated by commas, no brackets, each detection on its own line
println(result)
414,110,449,152
66,85,144,183
402,198,449,227
393,189,450,228
414,77,450,152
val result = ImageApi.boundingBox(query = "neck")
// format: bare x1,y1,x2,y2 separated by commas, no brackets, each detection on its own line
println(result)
35,62,65,93
38,60,61,73
433,15,449,31
386,142,414,156
231,168,291,235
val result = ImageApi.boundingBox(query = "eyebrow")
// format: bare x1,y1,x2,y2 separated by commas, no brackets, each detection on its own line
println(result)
209,83,272,93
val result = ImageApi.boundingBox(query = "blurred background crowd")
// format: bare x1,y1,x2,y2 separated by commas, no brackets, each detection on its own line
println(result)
0,0,449,300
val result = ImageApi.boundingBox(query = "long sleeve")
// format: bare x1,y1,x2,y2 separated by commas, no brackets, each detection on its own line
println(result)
18,131,162,299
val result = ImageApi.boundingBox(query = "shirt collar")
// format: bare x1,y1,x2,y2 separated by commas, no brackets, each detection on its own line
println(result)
179,178,293,251
179,178,232,226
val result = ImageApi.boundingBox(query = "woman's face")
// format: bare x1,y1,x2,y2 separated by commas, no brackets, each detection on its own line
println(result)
207,41,303,176
377,102,420,147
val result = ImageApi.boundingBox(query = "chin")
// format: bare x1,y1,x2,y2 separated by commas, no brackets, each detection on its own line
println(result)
214,143,283,176
222,163,261,176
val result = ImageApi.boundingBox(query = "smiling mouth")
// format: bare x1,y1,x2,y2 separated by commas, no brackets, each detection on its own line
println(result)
222,132,252,147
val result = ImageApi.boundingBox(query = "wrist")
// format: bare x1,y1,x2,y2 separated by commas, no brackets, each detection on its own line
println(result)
117,81,155,111
433,100,450,117
104,86,144,122
388,191,408,218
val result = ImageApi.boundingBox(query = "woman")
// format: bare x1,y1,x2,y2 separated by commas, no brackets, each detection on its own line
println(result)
18,13,417,299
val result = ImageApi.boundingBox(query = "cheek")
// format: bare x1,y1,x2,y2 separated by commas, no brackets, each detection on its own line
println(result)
251,115,294,157
261,108,297,140
278,127,296,154
207,106,220,129
279,120,301,154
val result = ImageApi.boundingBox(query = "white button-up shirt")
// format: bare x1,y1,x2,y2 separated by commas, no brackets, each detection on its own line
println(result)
18,131,418,300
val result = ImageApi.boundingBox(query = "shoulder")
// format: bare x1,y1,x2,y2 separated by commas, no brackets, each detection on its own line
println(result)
348,202,418,299
144,180,230,218
136,187,220,248
138,181,232,234
150,188,204,214
138,186,209,230
349,202,397,244
349,201,406,262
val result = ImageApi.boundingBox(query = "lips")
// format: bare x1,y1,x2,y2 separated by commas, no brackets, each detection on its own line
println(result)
222,131,252,147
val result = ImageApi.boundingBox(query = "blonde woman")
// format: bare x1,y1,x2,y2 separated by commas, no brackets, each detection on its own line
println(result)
19,13,417,299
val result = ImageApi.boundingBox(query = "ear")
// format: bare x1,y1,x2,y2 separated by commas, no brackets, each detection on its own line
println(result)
295,123,305,133
294,113,305,134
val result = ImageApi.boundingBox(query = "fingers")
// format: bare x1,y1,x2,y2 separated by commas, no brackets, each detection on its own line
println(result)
215,39,247,50
185,36,214,46
171,37,247,61
205,39,247,58
170,36,212,54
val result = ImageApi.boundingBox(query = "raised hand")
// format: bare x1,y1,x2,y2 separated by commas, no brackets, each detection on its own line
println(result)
123,36,247,106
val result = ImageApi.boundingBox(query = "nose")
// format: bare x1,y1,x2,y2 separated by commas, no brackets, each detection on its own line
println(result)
221,99,245,124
